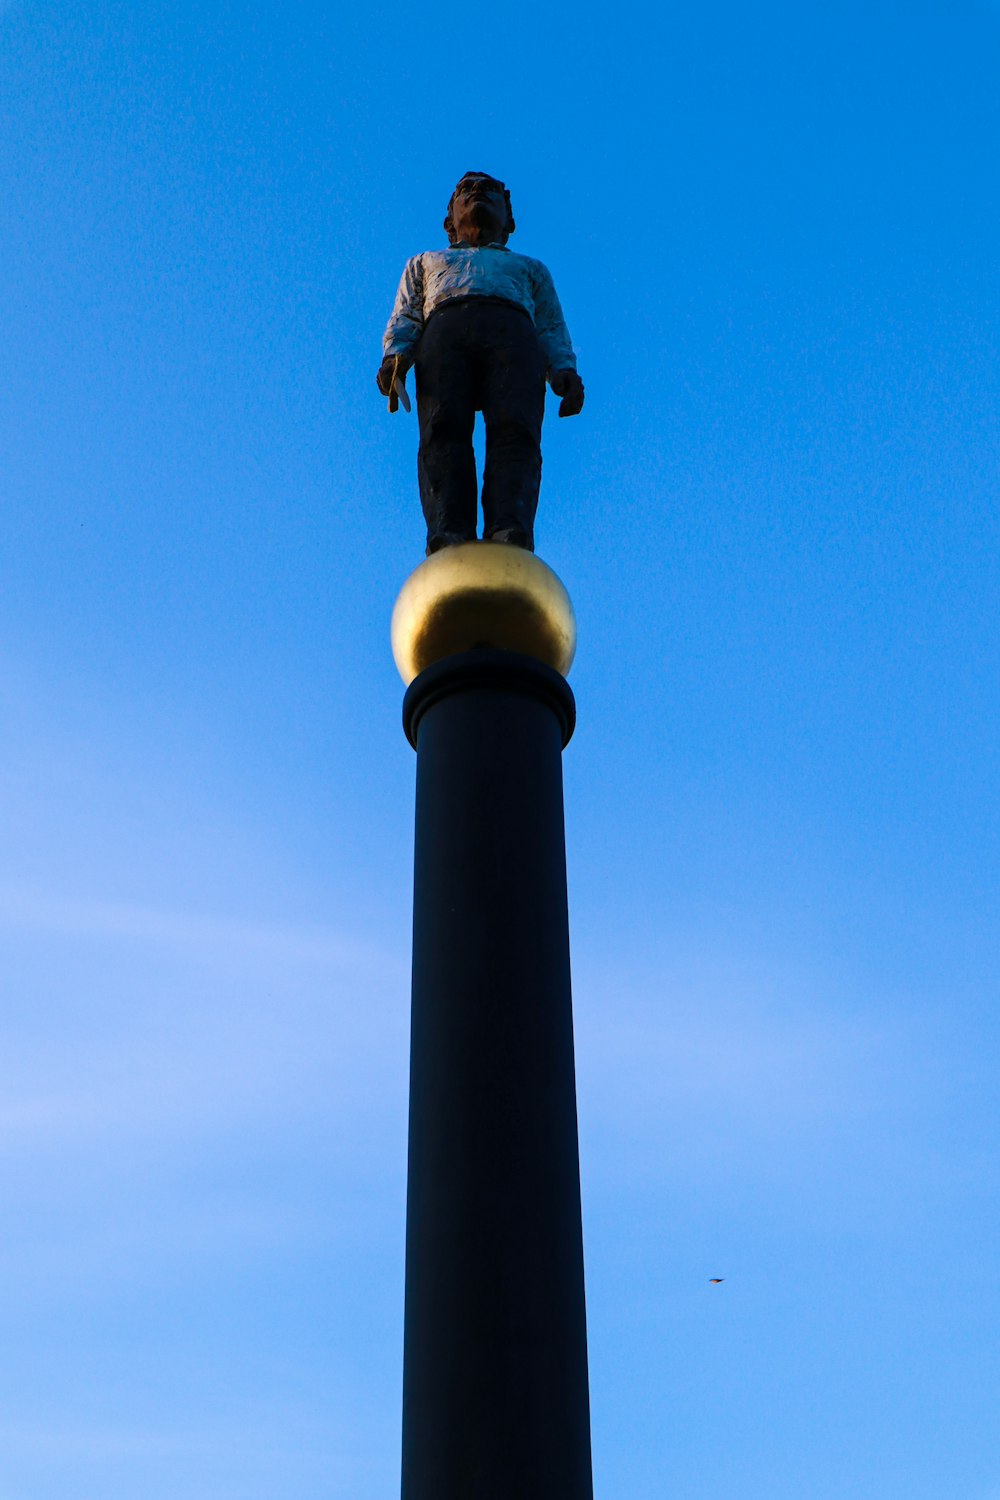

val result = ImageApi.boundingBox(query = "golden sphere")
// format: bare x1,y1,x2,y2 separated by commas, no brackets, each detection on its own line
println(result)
391,542,576,686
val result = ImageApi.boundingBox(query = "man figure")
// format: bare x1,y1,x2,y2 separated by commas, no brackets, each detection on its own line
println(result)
378,172,584,554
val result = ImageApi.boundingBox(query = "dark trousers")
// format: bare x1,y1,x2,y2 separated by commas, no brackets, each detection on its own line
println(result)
414,298,547,553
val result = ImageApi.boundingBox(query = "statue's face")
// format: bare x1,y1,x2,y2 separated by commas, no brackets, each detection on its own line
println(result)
447,175,510,245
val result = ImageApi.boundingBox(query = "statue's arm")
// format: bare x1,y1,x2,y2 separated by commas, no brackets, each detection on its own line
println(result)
378,256,425,396
532,263,584,418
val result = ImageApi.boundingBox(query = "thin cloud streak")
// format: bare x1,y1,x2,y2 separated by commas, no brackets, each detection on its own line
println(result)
0,1408,357,1472
0,889,410,1155
0,976,409,1152
578,994,885,1122
0,884,406,981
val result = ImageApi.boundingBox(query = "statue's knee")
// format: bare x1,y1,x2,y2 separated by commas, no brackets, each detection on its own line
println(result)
487,418,540,453
422,411,473,446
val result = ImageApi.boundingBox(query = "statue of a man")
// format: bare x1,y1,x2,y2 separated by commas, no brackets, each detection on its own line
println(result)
378,172,584,555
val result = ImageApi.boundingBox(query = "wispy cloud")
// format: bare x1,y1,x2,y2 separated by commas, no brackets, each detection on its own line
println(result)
0,883,405,980
575,941,896,1124
0,1403,369,1488
578,988,883,1123
569,935,949,1232
0,883,410,1155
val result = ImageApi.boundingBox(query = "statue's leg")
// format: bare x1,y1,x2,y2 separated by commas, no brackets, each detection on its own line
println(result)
415,308,480,554
479,305,546,552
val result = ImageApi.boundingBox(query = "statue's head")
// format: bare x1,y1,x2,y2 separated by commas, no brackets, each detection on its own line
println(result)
444,172,515,247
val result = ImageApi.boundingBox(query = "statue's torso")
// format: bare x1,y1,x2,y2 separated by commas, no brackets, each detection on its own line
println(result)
416,247,548,324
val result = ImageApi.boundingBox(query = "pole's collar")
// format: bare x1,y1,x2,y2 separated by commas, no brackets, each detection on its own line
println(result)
403,649,577,751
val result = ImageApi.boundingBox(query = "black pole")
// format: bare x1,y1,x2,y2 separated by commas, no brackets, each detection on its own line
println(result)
401,649,593,1500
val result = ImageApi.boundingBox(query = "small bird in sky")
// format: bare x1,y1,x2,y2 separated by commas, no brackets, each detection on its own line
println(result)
709,1278,725,1284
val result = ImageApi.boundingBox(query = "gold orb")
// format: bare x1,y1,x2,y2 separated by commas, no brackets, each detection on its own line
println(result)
391,542,576,686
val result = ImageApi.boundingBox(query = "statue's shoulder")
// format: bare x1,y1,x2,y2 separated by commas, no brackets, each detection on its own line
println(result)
403,248,457,263
414,248,460,269
508,250,553,280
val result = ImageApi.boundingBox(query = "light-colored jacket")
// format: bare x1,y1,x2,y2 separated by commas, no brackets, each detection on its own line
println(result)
382,244,577,375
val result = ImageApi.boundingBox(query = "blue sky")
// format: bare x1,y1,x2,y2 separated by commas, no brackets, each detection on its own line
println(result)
2,0,998,1495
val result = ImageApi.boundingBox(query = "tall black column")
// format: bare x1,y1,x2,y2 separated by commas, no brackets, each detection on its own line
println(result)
400,648,593,1500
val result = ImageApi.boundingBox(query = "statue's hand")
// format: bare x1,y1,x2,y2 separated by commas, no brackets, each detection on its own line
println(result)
549,369,585,418
376,356,401,397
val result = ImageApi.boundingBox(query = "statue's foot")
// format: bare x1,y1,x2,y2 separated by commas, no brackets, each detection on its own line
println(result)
426,531,476,555
484,527,534,551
